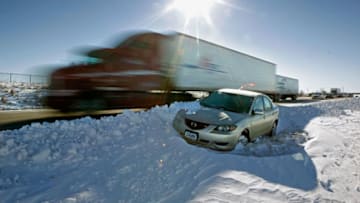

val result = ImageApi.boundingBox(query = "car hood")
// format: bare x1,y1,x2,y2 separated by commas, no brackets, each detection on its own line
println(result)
185,107,249,125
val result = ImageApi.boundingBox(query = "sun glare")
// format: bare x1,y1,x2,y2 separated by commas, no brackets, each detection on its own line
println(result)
166,0,221,25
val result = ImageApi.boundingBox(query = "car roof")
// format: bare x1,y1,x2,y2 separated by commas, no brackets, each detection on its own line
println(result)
217,88,263,97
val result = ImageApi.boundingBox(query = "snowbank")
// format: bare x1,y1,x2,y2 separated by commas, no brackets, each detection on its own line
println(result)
0,99,360,202
0,82,47,110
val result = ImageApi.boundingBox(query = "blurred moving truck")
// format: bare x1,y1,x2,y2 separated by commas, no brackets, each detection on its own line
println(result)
276,75,299,100
47,32,298,110
330,88,341,98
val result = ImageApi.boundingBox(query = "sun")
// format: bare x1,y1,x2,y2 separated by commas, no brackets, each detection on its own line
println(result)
165,0,221,25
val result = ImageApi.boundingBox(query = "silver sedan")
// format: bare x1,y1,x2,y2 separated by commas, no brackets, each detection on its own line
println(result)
173,88,279,151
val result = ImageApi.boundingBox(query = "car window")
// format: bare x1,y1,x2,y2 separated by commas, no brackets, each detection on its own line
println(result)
252,96,264,112
200,91,254,114
263,96,273,111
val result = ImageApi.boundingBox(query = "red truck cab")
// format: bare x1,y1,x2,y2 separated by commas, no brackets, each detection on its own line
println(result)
46,32,174,110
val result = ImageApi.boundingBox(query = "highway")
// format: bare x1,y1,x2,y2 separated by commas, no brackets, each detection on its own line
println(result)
0,97,342,131
0,108,143,131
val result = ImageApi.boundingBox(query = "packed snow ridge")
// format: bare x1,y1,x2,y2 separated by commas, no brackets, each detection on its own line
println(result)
0,98,360,202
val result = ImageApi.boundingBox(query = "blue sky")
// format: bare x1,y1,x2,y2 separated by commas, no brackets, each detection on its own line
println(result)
0,0,359,92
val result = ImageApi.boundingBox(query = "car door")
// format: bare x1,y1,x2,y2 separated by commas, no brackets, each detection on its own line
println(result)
263,96,276,132
249,96,267,139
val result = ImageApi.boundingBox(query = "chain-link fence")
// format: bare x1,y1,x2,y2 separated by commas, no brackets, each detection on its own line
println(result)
0,72,48,85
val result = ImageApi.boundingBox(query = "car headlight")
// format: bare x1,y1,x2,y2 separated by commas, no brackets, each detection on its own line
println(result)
213,125,237,133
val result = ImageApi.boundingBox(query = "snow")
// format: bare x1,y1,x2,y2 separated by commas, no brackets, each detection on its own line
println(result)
0,82,47,110
1,97,360,202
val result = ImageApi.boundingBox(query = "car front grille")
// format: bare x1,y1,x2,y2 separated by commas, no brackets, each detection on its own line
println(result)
215,142,229,146
185,119,209,130
199,139,210,144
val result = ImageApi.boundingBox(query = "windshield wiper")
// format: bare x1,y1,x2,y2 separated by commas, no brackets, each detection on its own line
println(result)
215,106,234,112
201,102,235,112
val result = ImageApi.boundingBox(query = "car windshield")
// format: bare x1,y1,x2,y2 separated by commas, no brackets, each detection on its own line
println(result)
200,91,254,114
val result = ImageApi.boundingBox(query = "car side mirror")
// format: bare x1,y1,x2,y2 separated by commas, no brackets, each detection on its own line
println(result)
252,109,264,115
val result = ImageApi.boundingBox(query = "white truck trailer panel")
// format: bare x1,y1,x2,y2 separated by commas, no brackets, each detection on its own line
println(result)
276,75,299,95
162,33,277,93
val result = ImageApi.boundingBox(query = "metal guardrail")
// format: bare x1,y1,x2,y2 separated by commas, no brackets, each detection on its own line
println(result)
0,72,47,85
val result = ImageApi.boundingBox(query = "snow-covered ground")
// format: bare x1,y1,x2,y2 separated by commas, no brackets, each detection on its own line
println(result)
0,98,360,202
0,82,47,110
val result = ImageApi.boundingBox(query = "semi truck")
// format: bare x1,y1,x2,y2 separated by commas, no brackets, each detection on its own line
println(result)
46,31,298,110
329,88,342,98
276,75,299,100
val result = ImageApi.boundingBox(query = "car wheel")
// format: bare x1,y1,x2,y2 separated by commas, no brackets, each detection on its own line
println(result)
268,122,277,137
238,130,250,145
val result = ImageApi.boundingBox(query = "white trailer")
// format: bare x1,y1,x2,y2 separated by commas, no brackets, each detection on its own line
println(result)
162,33,278,96
330,88,341,97
276,75,299,100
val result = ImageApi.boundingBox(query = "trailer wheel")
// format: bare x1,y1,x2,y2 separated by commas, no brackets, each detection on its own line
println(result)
272,95,280,102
